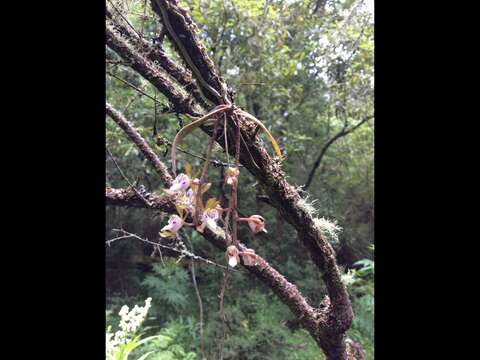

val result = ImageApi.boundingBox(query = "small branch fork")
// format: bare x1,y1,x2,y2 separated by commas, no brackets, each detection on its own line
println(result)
304,114,373,189
106,146,152,207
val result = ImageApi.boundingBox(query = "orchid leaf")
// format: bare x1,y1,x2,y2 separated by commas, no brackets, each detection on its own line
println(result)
159,229,174,238
171,105,228,174
237,110,282,159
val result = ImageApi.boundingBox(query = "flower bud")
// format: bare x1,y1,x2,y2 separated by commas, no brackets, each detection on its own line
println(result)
225,167,240,186
241,248,257,266
247,215,267,234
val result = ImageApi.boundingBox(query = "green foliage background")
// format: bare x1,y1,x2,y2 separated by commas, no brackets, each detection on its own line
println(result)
106,0,374,359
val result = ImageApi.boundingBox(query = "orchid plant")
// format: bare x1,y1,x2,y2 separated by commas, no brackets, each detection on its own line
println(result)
159,102,282,268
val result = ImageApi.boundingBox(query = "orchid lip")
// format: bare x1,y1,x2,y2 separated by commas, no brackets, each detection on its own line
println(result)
228,256,238,267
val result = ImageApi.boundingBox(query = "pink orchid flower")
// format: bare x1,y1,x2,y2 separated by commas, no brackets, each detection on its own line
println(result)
246,215,268,234
168,173,190,193
197,208,221,234
240,248,258,266
159,215,184,237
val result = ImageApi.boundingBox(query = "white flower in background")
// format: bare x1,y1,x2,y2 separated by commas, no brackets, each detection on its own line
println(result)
118,297,152,334
168,173,191,193
106,298,153,358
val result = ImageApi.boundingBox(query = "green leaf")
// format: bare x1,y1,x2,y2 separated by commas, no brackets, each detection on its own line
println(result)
135,352,154,360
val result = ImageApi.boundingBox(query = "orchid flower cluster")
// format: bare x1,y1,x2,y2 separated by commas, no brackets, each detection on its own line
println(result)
159,162,267,268
161,102,283,269
160,162,225,238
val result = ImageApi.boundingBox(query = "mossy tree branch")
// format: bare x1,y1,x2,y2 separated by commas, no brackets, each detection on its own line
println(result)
106,9,209,110
106,22,202,117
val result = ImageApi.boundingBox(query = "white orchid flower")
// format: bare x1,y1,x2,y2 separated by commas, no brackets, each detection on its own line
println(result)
226,245,240,268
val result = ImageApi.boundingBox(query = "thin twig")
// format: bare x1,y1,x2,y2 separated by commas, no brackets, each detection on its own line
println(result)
140,0,148,38
106,102,174,187
185,237,205,359
106,146,152,207
176,144,242,168
107,0,143,39
107,71,163,106
195,114,223,224
107,229,238,271
218,266,230,360
230,112,242,246
239,82,266,86
223,112,230,166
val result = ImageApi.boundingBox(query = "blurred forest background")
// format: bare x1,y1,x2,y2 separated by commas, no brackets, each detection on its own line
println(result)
106,0,374,359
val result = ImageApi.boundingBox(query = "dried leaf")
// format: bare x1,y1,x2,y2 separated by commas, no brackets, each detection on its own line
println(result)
201,183,211,194
184,162,192,178
175,205,184,218
205,197,219,210
159,229,174,238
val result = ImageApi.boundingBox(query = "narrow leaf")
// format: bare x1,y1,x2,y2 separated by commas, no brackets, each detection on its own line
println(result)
237,110,282,159
200,182,211,194
136,351,154,360
171,105,228,175
184,162,192,178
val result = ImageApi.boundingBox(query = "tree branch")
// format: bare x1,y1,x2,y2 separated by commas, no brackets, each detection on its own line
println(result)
106,102,173,188
106,71,163,106
150,0,230,105
106,10,209,110
304,115,373,189
106,22,202,117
